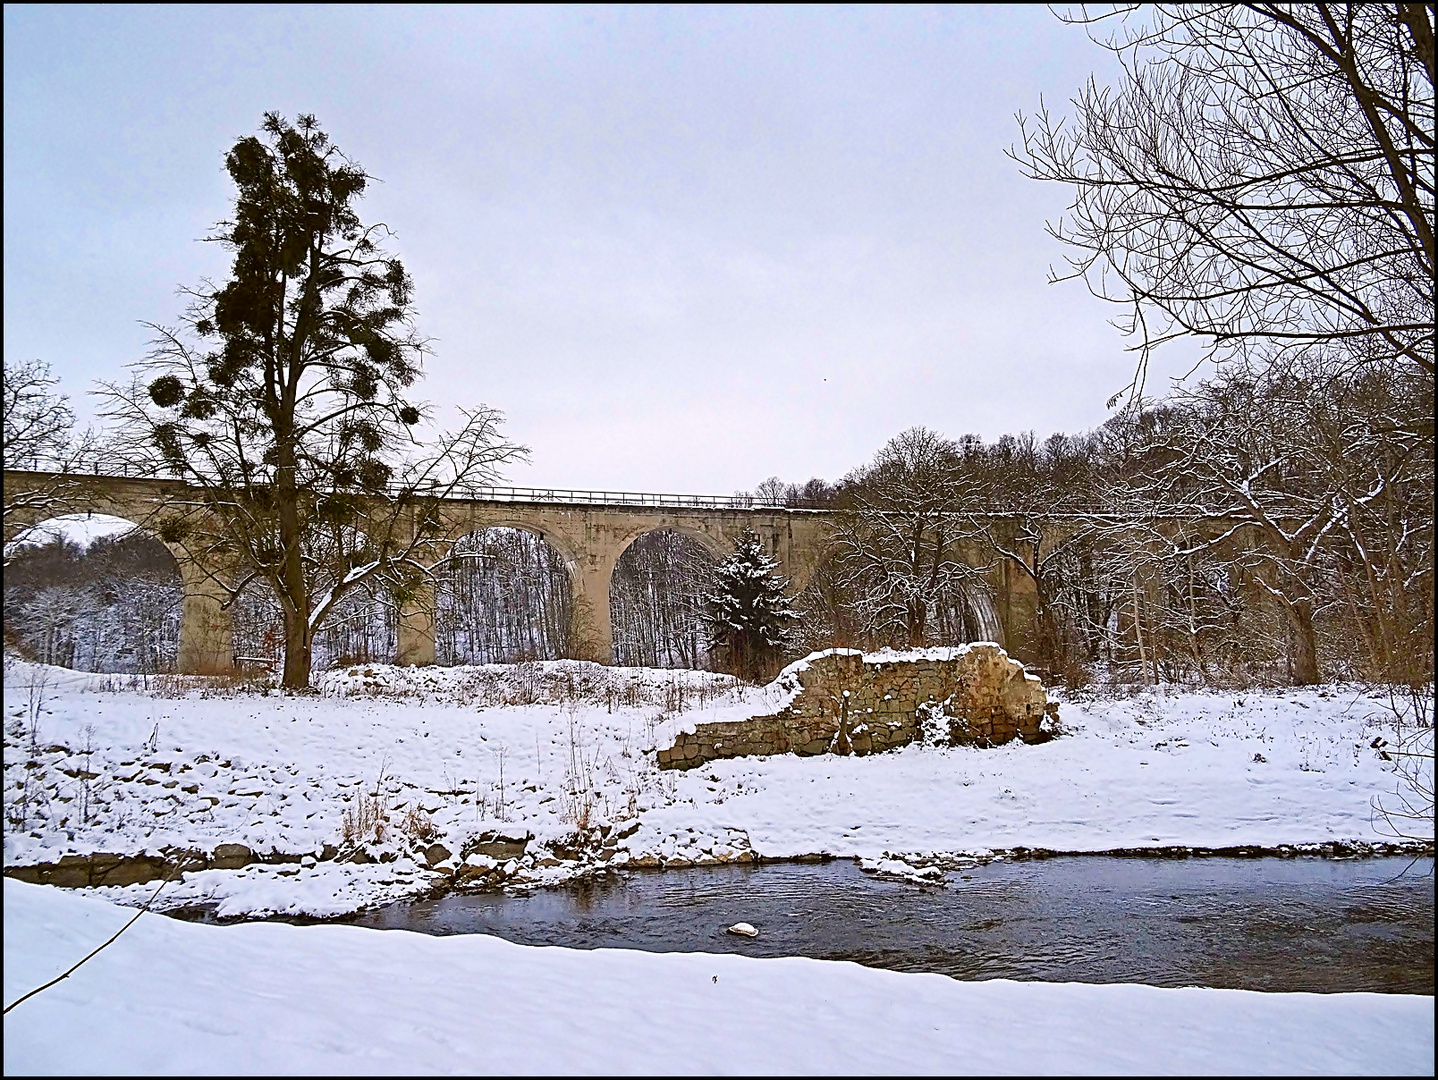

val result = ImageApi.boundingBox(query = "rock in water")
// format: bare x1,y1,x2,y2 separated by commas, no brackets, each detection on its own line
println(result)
727,922,759,938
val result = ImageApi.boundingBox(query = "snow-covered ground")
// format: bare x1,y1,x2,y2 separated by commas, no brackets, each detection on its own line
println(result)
3,655,1432,919
4,879,1432,1075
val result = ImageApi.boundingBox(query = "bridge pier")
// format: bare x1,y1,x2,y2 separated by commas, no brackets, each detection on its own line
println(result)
177,566,233,675
396,578,437,667
571,553,619,664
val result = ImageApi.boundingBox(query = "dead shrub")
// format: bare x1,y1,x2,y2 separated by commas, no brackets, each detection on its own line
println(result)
1060,653,1093,691
340,788,389,848
400,804,437,845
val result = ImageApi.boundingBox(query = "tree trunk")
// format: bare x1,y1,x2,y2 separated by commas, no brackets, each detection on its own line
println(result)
907,600,926,648
1131,578,1150,685
1285,599,1321,685
1033,579,1063,671
282,605,312,689
276,495,312,688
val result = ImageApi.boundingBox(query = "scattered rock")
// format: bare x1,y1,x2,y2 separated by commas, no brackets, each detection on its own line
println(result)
423,842,453,868
727,922,759,938
614,820,641,841
469,831,530,860
210,843,253,870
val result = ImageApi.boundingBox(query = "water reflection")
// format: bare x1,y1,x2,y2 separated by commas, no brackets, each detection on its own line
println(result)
346,856,1434,994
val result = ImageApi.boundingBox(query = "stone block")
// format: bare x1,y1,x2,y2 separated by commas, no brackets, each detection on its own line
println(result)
471,832,529,860
211,843,253,870
655,644,1052,769
92,854,168,887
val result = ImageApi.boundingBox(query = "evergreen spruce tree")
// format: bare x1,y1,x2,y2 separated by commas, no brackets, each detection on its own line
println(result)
704,528,797,681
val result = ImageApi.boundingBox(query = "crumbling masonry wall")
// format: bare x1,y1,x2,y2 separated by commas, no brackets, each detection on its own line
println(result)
656,644,1057,770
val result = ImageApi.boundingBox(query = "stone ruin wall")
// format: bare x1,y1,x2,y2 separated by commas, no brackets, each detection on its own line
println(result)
656,643,1057,771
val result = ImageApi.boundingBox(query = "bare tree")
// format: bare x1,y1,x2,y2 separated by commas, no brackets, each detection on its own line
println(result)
1108,359,1433,687
829,427,990,649
612,529,716,670
436,528,572,666
1014,4,1434,396
2,360,93,561
1121,377,1345,683
751,476,791,507
1310,369,1434,689
964,431,1109,672
5,531,185,673
19,586,91,666
738,476,841,510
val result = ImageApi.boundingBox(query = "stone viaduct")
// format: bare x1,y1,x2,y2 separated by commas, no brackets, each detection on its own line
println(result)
3,471,1043,674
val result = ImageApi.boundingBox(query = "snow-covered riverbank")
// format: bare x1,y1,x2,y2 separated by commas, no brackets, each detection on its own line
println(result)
4,879,1432,1075
4,657,1431,918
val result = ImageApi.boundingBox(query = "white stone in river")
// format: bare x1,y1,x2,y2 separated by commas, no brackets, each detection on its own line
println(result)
727,922,759,938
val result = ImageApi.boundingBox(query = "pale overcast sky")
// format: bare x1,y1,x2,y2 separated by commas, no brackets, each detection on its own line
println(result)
4,4,1202,494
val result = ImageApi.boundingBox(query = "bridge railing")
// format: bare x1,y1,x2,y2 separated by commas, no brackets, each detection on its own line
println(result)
8,465,1307,520
435,484,831,510
6,464,828,511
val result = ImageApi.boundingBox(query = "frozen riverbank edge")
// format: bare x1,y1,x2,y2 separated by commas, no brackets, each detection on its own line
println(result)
7,840,1434,927
5,657,1433,919
4,879,1433,1076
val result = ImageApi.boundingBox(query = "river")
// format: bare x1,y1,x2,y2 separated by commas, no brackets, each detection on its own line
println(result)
344,854,1434,994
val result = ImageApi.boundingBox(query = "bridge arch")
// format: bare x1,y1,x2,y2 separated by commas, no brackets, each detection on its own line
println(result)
609,527,722,669
434,525,575,664
439,516,584,574
4,513,187,673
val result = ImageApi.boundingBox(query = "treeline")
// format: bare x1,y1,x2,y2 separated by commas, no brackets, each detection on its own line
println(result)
763,365,1432,690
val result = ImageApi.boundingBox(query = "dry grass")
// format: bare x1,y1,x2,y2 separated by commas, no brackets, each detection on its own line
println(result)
399,804,437,845
340,788,389,848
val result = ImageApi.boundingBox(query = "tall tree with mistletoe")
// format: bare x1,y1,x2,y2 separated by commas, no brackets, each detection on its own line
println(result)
105,113,524,688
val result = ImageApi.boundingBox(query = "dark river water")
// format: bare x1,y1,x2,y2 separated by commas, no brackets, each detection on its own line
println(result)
344,855,1435,994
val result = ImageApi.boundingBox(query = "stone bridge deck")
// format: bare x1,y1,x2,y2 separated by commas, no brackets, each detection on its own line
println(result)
4,470,1042,674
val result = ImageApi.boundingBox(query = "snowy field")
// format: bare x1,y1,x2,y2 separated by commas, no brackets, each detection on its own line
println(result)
5,656,1433,1075
3,655,1431,918
4,879,1432,1075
